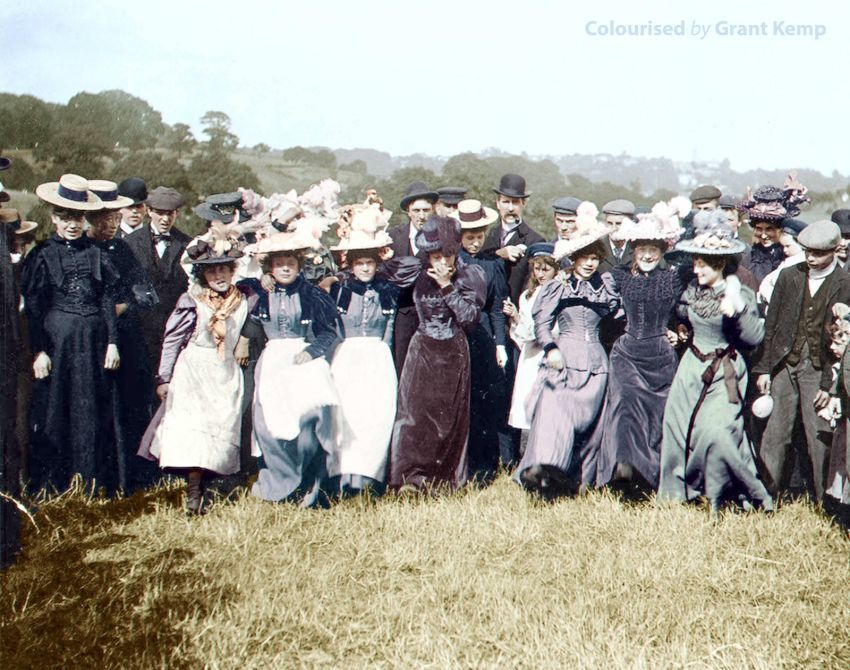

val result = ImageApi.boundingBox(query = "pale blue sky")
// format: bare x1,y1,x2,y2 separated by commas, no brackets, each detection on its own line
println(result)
1,0,846,173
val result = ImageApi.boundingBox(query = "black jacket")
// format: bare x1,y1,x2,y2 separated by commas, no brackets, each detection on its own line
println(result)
481,220,545,305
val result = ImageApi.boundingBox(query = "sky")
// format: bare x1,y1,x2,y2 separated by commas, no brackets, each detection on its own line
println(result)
1,0,847,174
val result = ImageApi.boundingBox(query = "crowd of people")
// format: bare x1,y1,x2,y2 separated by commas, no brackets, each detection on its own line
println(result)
2,155,850,521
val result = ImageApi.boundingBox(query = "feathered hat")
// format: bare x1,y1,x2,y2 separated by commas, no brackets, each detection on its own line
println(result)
612,196,690,247
737,171,811,223
415,215,462,256
183,219,246,265
674,209,747,255
553,202,610,260
331,200,393,252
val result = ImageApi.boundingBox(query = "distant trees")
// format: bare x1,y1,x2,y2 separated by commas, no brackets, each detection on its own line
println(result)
167,123,197,157
282,146,337,172
200,111,239,153
0,93,56,152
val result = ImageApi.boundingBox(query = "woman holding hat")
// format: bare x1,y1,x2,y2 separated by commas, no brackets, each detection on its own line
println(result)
455,199,510,478
21,174,121,493
87,180,159,492
381,215,486,491
140,224,252,514
240,220,341,506
658,209,773,513
325,204,399,494
596,198,691,492
503,242,559,436
516,204,620,496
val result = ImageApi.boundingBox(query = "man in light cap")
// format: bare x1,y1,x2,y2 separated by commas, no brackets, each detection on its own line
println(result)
125,186,191,375
754,219,850,501
598,198,635,273
551,196,582,242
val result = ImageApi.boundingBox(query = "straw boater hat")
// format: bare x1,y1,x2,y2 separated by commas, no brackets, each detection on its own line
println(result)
87,180,134,210
331,203,392,252
36,174,103,210
553,202,609,260
455,199,498,230
673,209,747,255
0,208,38,235
612,197,690,247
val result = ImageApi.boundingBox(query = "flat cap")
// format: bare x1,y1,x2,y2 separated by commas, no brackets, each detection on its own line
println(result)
146,186,186,211
552,196,582,215
689,185,722,203
436,186,467,205
831,209,850,235
797,219,840,251
718,194,740,209
601,199,635,216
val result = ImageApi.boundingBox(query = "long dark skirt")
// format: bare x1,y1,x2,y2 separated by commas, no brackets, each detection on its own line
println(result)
388,330,470,489
597,334,677,488
28,309,116,493
466,325,506,479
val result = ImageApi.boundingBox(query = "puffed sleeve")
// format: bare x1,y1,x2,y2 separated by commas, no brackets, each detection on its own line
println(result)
20,246,50,354
155,294,197,385
533,277,566,353
379,256,423,289
305,285,341,359
442,264,486,333
729,286,764,351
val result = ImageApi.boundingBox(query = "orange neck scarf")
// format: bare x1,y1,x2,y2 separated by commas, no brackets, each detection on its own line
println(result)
199,286,243,359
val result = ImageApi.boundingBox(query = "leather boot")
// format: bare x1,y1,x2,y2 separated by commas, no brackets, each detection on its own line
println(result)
186,469,204,516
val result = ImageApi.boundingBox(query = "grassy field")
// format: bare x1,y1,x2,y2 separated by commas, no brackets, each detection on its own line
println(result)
1,475,848,669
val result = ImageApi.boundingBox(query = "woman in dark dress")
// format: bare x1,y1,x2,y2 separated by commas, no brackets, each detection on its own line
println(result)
384,215,486,491
455,200,510,480
87,180,159,492
517,209,620,496
597,198,691,492
21,174,120,493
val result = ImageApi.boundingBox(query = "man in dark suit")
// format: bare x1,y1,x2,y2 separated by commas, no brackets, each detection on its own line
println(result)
387,181,437,375
124,186,190,376
116,177,148,239
597,199,636,274
754,220,850,501
480,174,545,305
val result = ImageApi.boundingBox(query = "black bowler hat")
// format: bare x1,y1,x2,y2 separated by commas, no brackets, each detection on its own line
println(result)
493,173,531,199
0,156,12,171
400,181,438,211
118,177,148,205
436,186,467,205
831,209,850,236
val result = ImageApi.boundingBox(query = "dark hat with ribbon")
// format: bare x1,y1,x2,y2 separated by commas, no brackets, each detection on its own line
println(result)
146,186,186,211
552,196,582,215
400,181,439,211
0,156,12,171
436,186,467,205
493,173,531,199
194,191,250,223
831,209,850,236
689,185,722,204
526,242,556,259
117,177,148,205
415,215,462,256
184,233,245,266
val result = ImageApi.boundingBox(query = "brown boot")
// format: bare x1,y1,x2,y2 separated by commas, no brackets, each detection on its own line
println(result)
186,469,204,516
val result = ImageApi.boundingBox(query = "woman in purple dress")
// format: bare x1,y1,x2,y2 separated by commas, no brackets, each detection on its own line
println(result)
596,198,691,492
517,210,620,496
383,216,486,490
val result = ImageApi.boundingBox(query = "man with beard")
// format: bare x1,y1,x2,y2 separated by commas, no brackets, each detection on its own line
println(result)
116,177,148,239
754,220,850,501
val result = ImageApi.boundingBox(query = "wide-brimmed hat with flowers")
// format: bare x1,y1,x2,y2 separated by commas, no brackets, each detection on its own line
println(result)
183,220,245,265
331,203,392,251
737,171,811,223
246,214,327,257
673,209,747,255
612,196,690,247
36,174,103,211
553,202,610,260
